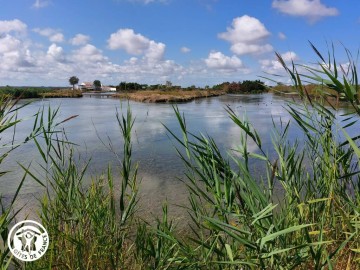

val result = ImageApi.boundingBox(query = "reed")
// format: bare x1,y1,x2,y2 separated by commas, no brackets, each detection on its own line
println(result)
1,43,360,269
134,44,360,269
0,98,66,269
24,106,139,269
0,87,83,99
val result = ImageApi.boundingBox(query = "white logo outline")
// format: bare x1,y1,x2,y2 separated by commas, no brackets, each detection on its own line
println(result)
7,220,49,262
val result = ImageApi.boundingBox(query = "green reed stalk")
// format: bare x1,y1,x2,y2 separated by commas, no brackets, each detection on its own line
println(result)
2,42,360,270
134,44,360,269
23,104,138,270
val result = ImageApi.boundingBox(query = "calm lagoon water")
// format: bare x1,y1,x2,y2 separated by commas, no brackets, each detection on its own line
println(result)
1,94,357,218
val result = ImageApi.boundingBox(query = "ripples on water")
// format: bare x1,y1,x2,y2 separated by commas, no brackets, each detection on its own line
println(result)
1,94,356,218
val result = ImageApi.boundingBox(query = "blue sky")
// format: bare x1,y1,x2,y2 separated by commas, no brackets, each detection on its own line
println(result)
0,0,359,87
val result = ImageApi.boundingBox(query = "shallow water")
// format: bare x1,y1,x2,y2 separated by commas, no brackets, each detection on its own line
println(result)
0,94,357,219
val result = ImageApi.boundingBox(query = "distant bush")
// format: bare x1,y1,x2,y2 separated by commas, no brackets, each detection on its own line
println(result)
227,80,267,93
212,82,230,90
117,82,146,91
0,87,54,98
270,83,341,98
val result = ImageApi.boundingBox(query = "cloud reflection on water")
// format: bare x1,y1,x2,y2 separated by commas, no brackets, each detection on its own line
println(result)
1,94,311,216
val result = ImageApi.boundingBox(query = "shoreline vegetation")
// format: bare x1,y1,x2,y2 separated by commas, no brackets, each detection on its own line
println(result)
1,79,358,104
0,86,83,99
113,89,225,103
41,89,83,98
1,45,360,268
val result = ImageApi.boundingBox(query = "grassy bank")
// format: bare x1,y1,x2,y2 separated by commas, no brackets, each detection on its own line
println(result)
41,89,83,98
114,89,225,103
0,86,83,99
1,44,360,269
269,84,339,97
269,81,360,102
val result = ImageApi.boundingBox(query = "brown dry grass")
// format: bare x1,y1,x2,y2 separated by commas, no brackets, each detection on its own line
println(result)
270,84,340,97
113,89,225,103
41,89,83,98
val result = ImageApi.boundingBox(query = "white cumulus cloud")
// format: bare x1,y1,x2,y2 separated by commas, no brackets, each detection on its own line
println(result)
0,21,257,86
0,19,27,35
231,43,273,56
33,27,64,43
146,41,166,62
73,44,109,63
0,22,187,86
205,51,245,72
69,34,90,46
280,51,299,62
0,30,34,78
260,51,299,75
272,0,339,22
49,33,64,43
108,28,151,54
47,43,65,62
218,15,273,56
218,15,270,44
0,35,22,53
107,28,166,62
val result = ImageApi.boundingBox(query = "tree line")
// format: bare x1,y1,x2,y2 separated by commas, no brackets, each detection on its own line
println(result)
212,80,267,93
69,75,267,93
116,80,267,93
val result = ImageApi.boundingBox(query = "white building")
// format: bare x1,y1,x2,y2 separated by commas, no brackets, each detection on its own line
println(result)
79,82,95,91
102,86,117,92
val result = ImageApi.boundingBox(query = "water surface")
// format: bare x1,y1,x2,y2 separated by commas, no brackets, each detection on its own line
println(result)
1,94,356,218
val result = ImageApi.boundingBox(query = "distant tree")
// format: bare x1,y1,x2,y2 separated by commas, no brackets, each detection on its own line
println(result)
165,81,172,88
228,82,241,93
243,80,266,92
226,80,266,94
117,81,143,91
69,76,79,90
93,80,101,91
117,82,127,91
212,82,230,91
149,84,160,90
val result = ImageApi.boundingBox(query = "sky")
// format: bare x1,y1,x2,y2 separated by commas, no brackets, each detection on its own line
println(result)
0,0,359,87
